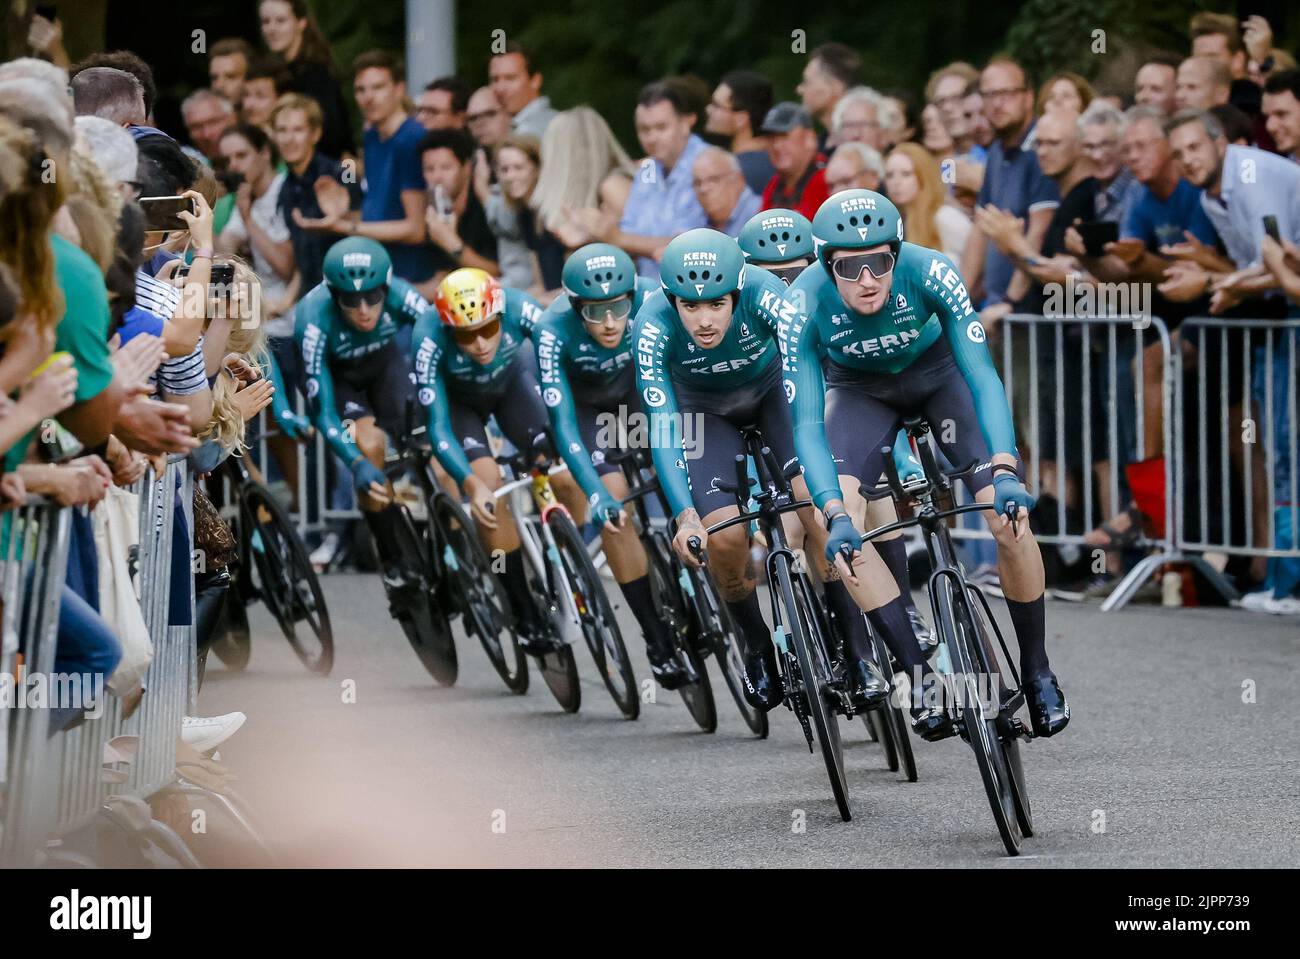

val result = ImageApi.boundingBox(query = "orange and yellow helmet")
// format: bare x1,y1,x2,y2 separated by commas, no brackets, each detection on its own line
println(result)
434,268,504,330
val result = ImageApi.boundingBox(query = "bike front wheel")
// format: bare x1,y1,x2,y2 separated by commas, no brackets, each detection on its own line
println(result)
937,576,1021,855
240,484,334,675
548,510,638,719
777,558,851,822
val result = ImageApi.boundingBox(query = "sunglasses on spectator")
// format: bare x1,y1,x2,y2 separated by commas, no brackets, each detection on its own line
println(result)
830,251,896,282
451,317,502,345
333,286,387,310
580,295,633,325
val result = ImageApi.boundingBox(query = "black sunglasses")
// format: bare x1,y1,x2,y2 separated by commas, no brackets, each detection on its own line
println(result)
333,286,387,310
770,265,806,287
830,251,896,282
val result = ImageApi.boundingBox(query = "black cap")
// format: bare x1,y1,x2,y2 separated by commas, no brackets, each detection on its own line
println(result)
761,101,814,134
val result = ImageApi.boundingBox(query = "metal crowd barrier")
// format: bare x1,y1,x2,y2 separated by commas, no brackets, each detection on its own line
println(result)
1169,317,1300,601
946,313,1175,611
1,459,200,867
0,498,73,866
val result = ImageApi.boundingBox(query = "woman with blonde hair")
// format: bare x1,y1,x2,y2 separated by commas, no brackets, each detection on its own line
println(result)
531,106,635,248
198,257,273,456
884,141,971,262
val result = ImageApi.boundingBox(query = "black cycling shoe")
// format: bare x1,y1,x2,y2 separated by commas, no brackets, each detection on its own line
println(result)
909,704,957,741
742,644,783,712
909,606,938,658
1024,671,1070,737
847,657,890,709
647,644,688,690
383,569,425,615
515,622,563,656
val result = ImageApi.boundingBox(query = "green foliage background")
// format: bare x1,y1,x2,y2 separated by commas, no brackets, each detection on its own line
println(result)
88,0,1300,154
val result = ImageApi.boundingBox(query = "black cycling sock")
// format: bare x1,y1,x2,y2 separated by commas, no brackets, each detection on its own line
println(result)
867,595,932,687
725,591,771,658
500,549,539,628
363,505,410,578
1005,594,1049,678
617,576,673,656
875,537,916,610
824,579,871,660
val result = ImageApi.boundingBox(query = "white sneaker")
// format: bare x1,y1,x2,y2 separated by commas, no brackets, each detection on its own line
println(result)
1238,589,1275,612
1264,596,1300,615
309,532,340,570
181,712,246,753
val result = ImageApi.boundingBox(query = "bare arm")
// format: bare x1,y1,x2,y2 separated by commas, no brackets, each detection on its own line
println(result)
350,189,428,245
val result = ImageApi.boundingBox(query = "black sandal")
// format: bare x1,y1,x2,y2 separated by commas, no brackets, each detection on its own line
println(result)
1089,505,1146,552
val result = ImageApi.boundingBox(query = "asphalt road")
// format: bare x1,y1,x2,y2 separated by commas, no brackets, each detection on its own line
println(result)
196,572,1300,867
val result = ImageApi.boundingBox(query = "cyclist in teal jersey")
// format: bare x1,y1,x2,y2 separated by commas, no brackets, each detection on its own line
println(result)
633,227,889,712
411,267,587,652
296,236,430,600
739,209,937,655
782,189,1068,739
535,244,687,688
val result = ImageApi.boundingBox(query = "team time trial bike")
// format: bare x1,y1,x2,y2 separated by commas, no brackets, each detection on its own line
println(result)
694,428,859,821
861,415,1035,855
379,421,527,693
492,449,638,717
606,445,768,737
207,447,334,679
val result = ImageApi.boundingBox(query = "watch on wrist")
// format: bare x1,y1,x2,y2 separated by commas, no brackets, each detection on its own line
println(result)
824,507,848,531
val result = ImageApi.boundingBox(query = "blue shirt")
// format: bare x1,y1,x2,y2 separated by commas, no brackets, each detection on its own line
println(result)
975,123,1059,306
737,149,776,195
1121,178,1218,251
1201,144,1300,269
620,133,710,279
361,116,433,283
716,187,763,238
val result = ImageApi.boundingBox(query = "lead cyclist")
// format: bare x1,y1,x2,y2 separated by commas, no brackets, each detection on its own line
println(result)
737,208,937,657
781,189,1069,740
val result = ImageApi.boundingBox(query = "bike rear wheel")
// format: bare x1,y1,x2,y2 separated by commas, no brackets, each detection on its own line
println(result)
430,492,527,694
211,590,252,672
240,484,334,675
871,627,917,783
938,576,1021,855
388,504,458,686
691,566,768,738
548,511,638,719
777,558,851,821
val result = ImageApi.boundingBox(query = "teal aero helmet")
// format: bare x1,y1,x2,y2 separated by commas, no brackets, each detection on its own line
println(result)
660,228,746,301
738,208,814,264
811,189,904,273
562,243,636,306
323,236,393,293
